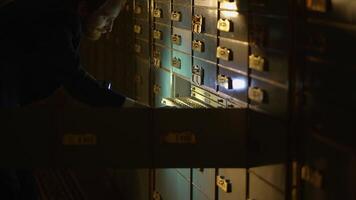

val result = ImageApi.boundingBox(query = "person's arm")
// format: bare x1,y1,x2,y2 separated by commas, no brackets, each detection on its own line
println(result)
48,15,127,107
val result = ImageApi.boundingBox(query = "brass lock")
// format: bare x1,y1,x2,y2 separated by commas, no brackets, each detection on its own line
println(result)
153,8,162,18
171,34,182,45
153,191,161,200
248,87,264,103
162,131,197,144
134,74,142,84
153,84,161,95
217,19,231,32
217,74,233,90
216,46,231,61
192,15,203,33
134,44,141,54
192,40,204,52
133,25,142,34
171,11,182,22
134,5,142,14
192,65,204,86
153,50,161,69
216,176,232,193
306,0,328,12
301,165,323,189
171,57,181,69
153,30,162,40
249,54,265,71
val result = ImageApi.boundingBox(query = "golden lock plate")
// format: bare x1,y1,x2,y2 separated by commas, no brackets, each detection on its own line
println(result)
153,8,162,18
153,191,161,200
133,25,142,34
301,165,323,189
171,11,182,22
192,65,204,86
153,84,161,94
192,40,204,52
217,74,233,89
217,19,231,32
216,46,231,61
248,87,264,103
172,57,181,69
134,44,141,53
171,34,182,45
249,54,265,71
192,15,203,33
153,30,162,40
216,176,232,193
153,50,161,68
134,5,142,14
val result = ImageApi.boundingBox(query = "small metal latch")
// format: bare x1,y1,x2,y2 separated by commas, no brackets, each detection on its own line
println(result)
171,34,182,45
172,57,181,69
249,54,265,72
133,25,142,34
216,46,231,61
216,176,232,193
192,40,204,52
217,74,233,90
134,44,141,54
171,11,182,22
153,191,161,200
153,8,162,18
134,5,142,14
248,87,264,103
153,84,161,95
192,65,204,86
217,19,231,32
192,15,203,33
153,30,162,40
301,165,323,189
153,50,161,68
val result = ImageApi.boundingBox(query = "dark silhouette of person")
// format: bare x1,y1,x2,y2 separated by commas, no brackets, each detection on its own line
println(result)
0,0,140,199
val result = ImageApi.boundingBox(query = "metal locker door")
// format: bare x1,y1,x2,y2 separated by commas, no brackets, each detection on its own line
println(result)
153,68,172,107
217,168,247,200
155,169,191,200
192,168,215,200
135,57,150,105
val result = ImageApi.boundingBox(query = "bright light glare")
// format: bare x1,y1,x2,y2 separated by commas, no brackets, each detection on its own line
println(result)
221,10,239,18
232,78,246,90
220,2,238,11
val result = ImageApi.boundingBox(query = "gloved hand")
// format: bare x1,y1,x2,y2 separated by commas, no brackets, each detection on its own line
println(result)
122,97,149,108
